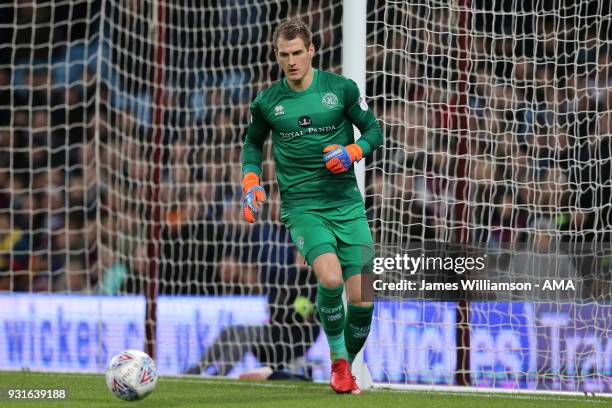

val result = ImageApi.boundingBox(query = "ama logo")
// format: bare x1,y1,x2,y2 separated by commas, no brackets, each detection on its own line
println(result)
298,116,312,127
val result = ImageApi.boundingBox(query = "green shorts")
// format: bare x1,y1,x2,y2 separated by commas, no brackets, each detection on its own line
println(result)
281,201,374,280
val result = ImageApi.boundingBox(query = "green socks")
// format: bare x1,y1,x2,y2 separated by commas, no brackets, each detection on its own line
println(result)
317,284,375,363
345,303,374,363
316,283,348,361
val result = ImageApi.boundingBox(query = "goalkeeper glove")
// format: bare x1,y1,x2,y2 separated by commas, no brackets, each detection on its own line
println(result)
322,144,363,174
241,172,266,223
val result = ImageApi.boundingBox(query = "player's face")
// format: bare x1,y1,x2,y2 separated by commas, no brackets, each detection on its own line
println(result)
275,37,314,83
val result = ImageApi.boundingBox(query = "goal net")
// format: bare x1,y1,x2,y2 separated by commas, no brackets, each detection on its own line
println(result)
0,0,610,394
366,0,611,392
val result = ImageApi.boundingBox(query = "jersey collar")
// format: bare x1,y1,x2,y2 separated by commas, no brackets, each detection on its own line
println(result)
283,68,318,94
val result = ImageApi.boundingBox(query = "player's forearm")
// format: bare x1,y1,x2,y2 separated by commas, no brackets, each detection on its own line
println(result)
346,98,384,157
242,97,270,176
241,125,266,175
355,120,383,157
241,141,263,176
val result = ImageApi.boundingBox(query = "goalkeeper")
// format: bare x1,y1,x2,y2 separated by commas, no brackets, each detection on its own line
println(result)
241,18,383,394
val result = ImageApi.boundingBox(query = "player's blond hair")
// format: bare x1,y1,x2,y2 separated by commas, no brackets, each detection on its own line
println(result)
272,18,312,50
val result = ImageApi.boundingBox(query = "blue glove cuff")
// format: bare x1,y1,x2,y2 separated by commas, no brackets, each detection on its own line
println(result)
323,146,352,170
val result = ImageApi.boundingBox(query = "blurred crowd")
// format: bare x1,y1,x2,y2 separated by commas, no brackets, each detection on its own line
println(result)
0,1,610,300
365,2,612,299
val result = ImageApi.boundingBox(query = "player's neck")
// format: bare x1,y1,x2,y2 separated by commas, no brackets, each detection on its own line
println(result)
286,67,314,92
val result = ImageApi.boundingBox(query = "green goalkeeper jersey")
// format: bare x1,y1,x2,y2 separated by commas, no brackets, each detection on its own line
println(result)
241,69,383,214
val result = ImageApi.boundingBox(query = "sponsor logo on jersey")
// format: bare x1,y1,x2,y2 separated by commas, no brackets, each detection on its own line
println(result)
273,105,285,116
322,92,338,109
279,124,338,141
359,96,368,111
298,116,312,127
296,236,304,250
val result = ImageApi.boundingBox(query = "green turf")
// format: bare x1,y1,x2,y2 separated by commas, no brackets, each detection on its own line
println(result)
0,371,608,408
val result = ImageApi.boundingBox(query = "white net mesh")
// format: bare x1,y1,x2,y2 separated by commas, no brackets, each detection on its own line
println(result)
0,0,610,393
366,0,611,391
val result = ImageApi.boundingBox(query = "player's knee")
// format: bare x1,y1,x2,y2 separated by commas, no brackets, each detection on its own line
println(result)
312,253,343,288
318,273,343,289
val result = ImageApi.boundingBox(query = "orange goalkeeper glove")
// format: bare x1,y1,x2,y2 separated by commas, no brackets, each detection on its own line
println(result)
241,172,266,223
322,144,363,174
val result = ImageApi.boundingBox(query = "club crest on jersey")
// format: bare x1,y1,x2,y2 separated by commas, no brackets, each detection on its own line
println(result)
298,116,312,127
273,105,285,116
321,92,338,109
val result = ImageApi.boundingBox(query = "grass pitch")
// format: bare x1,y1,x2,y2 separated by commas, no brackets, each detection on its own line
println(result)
0,371,608,408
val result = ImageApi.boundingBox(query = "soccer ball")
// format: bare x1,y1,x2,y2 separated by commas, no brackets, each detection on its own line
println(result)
105,349,158,401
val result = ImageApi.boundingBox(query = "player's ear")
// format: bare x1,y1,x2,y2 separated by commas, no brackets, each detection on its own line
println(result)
308,43,315,57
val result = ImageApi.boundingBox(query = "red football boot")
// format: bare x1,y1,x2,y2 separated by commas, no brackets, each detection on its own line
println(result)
330,359,353,393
